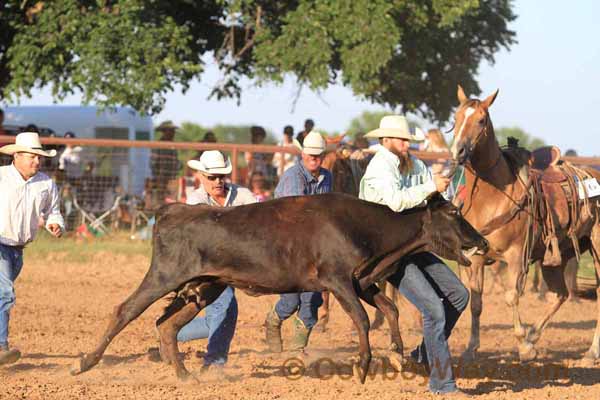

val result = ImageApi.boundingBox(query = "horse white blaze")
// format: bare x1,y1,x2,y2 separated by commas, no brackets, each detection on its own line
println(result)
451,107,476,158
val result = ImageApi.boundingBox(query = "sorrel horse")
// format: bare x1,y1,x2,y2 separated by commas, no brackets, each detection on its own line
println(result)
450,85,600,363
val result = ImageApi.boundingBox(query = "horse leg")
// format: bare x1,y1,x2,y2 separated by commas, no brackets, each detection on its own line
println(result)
318,291,331,332
522,264,568,349
501,251,534,361
71,263,178,375
326,279,371,383
156,282,226,380
461,255,486,361
358,284,404,369
564,256,579,302
583,225,600,364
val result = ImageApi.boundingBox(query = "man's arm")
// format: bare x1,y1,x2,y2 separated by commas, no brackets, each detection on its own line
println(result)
45,182,65,237
362,169,436,212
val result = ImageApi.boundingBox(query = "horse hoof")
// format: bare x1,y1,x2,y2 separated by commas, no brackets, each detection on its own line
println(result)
518,342,537,362
460,349,477,362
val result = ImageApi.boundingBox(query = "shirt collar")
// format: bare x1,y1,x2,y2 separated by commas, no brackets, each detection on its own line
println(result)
9,163,37,184
299,161,325,183
379,146,401,168
205,183,232,207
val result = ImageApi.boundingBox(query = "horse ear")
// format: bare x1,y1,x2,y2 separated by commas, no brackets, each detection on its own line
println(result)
457,85,468,105
482,89,499,109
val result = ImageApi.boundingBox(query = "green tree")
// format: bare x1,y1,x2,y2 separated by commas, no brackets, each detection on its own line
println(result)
1,1,516,121
495,126,546,150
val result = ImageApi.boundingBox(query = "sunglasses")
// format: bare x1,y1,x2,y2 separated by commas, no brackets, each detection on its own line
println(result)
204,174,226,181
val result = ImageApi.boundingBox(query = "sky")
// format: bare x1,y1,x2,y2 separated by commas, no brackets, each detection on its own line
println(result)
8,0,600,155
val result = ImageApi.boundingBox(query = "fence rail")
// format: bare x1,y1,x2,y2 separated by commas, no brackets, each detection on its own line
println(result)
1,136,600,186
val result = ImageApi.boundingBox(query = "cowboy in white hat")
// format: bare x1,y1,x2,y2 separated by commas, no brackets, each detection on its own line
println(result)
153,150,256,369
359,116,468,395
264,130,332,353
0,132,64,366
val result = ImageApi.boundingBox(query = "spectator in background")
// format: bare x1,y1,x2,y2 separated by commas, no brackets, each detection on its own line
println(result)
150,121,181,205
245,126,269,182
295,118,314,146
58,132,83,182
0,109,10,167
249,172,272,202
0,109,6,136
272,125,297,176
423,128,451,176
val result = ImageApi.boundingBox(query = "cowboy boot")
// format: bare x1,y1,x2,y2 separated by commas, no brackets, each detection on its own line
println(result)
0,346,21,366
289,316,312,352
264,308,283,353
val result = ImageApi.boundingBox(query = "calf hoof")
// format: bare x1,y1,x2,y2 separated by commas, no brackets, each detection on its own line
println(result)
175,366,192,381
518,342,537,362
70,354,96,375
385,352,405,372
351,357,371,384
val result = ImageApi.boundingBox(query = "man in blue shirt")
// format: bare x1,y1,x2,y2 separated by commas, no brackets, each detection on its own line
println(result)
265,131,332,352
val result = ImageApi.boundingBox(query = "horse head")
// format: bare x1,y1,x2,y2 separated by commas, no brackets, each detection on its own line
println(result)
450,85,499,165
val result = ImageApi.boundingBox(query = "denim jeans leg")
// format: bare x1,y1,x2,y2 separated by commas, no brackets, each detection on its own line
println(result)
388,259,456,393
419,256,469,337
297,292,323,329
177,316,210,342
275,293,300,321
0,245,23,349
204,286,238,365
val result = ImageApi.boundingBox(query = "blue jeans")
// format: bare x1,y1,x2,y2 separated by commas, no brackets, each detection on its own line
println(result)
275,292,323,329
387,253,469,394
0,244,24,349
177,286,237,366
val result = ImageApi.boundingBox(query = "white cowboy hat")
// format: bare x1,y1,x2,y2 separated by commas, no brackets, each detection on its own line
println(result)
364,115,424,142
0,132,57,157
187,150,232,175
302,131,326,155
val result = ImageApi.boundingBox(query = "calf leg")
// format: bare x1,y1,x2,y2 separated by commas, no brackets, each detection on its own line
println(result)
71,272,173,375
318,291,331,332
156,282,226,380
327,280,371,384
359,285,404,370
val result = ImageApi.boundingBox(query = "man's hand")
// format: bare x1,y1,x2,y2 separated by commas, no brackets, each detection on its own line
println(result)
433,174,451,193
47,224,63,238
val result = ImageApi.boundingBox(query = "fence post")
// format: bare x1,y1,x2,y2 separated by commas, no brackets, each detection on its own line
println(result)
232,147,239,184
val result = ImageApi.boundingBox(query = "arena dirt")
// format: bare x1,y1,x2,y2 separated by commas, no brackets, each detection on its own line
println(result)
1,252,599,399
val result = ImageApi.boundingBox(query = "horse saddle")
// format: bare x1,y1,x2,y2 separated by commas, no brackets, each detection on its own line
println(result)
531,146,568,183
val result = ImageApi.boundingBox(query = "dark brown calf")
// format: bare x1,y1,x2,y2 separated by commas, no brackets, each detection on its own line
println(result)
71,193,487,383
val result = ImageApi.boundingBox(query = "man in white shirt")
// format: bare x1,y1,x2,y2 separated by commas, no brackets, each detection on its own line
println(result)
0,132,64,365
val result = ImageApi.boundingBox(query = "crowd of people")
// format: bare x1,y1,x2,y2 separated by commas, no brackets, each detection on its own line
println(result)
0,113,474,395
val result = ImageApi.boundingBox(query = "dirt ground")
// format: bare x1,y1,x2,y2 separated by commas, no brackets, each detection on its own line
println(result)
1,251,599,399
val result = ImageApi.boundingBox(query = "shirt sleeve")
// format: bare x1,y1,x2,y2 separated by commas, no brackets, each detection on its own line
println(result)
186,190,206,205
361,164,436,213
274,170,305,198
45,181,65,231
236,188,259,205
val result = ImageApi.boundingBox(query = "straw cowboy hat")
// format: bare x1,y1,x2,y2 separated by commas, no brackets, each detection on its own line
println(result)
364,115,424,142
187,150,232,175
0,132,57,157
302,131,327,155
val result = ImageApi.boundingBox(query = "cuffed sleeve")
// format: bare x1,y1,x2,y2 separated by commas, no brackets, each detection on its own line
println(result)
44,182,65,231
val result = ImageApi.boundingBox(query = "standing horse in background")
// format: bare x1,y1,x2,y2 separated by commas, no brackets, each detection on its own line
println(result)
450,85,600,364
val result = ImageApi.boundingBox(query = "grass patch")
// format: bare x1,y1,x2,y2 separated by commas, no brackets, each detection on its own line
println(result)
26,230,152,264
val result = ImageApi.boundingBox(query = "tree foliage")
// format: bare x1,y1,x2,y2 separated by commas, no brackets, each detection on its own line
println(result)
1,1,516,121
495,126,546,150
